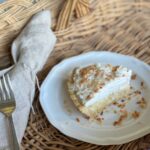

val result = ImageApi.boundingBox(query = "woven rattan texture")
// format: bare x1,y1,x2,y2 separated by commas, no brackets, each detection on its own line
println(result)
0,0,150,149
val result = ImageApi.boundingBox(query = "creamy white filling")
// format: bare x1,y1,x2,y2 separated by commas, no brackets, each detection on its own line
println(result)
85,75,131,107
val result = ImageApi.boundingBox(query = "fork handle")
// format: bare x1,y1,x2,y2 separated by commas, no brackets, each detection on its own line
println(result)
8,115,20,150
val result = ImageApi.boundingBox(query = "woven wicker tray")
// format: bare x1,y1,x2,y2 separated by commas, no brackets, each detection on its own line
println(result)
0,0,150,149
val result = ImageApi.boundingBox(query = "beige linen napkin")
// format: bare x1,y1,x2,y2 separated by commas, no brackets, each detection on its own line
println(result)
0,10,56,150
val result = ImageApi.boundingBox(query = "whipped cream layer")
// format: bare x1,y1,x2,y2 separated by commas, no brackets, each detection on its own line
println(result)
68,64,132,107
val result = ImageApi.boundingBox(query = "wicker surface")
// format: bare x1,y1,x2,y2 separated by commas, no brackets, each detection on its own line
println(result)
0,0,150,149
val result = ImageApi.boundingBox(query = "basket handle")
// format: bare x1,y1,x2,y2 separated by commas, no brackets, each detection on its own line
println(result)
55,0,90,31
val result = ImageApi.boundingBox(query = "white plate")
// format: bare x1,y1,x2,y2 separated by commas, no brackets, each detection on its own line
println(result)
40,51,150,145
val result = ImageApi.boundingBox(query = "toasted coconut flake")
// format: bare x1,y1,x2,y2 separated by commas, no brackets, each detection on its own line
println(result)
132,111,140,119
131,74,136,80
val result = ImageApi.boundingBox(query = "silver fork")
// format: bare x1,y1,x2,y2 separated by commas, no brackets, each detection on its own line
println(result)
0,75,20,150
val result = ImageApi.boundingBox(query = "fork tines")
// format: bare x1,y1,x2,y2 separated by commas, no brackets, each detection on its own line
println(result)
0,75,15,102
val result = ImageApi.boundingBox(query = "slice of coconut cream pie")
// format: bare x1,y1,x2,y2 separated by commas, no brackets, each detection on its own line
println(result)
67,64,132,120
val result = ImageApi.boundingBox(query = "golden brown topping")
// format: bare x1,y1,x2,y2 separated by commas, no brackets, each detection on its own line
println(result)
76,118,80,122
84,116,90,120
139,103,146,108
105,74,113,80
86,94,94,100
80,78,87,85
117,103,126,108
93,83,105,93
134,90,141,94
112,101,117,105
132,111,140,119
141,81,144,87
95,70,101,77
96,84,103,89
131,74,136,80
137,97,147,108
96,117,102,122
113,121,119,126
80,65,97,78
94,88,99,93
112,66,119,72
113,110,128,126
95,70,104,77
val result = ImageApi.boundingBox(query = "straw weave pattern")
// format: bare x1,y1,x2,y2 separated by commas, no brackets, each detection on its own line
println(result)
0,0,149,149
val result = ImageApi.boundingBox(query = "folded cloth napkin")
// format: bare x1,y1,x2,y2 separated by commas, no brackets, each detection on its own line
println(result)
0,10,56,150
